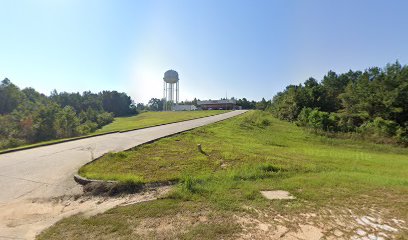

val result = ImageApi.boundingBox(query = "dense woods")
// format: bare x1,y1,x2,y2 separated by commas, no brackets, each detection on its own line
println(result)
269,61,408,145
0,78,137,149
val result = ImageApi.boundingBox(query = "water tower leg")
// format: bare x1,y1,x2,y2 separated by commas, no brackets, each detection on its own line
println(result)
176,81,179,103
163,81,166,111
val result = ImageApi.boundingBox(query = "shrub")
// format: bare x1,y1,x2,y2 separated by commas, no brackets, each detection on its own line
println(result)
0,137,26,149
96,112,114,128
297,107,337,131
308,109,329,130
182,175,196,193
259,163,283,173
260,118,271,127
333,112,368,132
396,125,408,145
241,111,272,128
77,121,98,135
297,107,313,127
358,117,399,138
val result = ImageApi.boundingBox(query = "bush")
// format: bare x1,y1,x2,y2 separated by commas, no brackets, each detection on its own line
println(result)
96,112,114,128
328,113,340,131
0,137,26,149
297,107,337,131
309,109,329,130
358,117,399,137
297,107,313,127
0,115,14,137
298,108,405,145
396,125,408,145
241,111,272,128
77,121,98,135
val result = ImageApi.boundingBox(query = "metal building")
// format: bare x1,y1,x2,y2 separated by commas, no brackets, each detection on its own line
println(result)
163,70,179,111
197,99,237,110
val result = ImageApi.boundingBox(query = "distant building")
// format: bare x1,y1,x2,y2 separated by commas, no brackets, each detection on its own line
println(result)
173,104,197,111
197,99,237,110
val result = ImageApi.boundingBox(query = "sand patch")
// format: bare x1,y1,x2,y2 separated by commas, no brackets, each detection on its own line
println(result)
260,190,295,200
0,186,171,240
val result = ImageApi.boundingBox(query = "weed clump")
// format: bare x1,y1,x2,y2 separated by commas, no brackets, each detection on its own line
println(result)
115,152,127,158
225,163,285,182
259,163,284,173
182,175,196,193
240,111,272,128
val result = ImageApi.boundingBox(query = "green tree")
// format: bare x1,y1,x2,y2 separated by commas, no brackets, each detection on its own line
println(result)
55,106,80,138
255,98,269,110
101,91,137,116
237,98,256,109
270,61,408,145
0,78,26,114
33,103,60,141
148,98,164,111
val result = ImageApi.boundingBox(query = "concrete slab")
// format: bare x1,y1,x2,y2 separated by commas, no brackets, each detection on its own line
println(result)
260,190,295,200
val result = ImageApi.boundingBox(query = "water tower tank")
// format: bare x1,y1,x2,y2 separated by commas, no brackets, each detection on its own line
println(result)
163,70,179,84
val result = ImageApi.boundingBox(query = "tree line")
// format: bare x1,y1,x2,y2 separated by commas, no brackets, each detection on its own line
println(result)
0,78,137,149
268,61,408,145
136,97,263,111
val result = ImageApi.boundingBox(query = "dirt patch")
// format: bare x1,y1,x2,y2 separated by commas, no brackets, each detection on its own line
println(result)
234,205,406,240
23,196,407,239
130,209,232,239
235,215,323,239
260,190,295,200
0,186,171,240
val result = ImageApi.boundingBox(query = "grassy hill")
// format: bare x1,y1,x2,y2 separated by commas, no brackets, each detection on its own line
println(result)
39,111,408,239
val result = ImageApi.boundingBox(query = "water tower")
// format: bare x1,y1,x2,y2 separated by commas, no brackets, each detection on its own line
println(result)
163,70,179,111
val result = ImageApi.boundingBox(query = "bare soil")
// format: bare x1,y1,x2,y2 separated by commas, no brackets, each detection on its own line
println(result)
0,186,171,240
234,205,407,240
101,199,407,239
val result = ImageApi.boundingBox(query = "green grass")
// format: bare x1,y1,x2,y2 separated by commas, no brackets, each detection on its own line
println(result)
39,111,408,239
96,110,229,134
0,110,227,154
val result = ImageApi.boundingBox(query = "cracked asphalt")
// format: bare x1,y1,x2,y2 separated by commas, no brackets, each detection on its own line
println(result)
0,110,246,239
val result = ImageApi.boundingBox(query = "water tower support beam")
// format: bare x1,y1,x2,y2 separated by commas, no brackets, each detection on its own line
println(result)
176,81,179,103
163,82,165,111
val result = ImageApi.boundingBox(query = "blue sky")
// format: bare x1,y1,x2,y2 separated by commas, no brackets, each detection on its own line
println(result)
1,0,408,103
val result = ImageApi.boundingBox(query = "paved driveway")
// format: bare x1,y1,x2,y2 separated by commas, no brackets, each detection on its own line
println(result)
0,110,246,239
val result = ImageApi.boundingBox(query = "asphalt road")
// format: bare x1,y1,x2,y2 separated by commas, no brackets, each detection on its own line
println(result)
0,110,246,204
